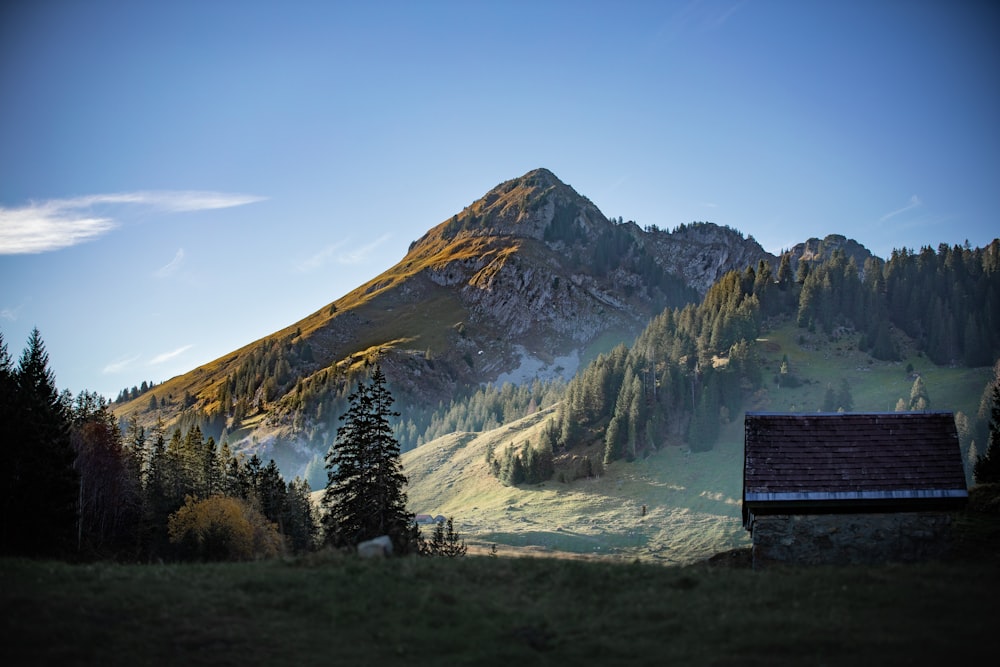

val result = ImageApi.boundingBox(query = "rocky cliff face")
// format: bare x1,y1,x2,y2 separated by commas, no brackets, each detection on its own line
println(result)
643,222,774,296
788,234,874,271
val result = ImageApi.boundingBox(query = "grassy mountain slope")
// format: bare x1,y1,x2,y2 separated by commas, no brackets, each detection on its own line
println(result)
113,168,771,475
403,318,989,564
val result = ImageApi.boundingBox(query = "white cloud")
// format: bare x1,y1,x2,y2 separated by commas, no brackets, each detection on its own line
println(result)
149,344,193,365
102,354,141,375
0,190,266,255
155,248,186,278
879,195,922,222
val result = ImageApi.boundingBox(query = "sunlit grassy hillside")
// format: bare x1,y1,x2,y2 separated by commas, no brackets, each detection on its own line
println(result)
403,318,990,564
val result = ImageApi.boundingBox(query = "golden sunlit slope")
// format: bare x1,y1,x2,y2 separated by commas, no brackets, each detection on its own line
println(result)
112,168,662,436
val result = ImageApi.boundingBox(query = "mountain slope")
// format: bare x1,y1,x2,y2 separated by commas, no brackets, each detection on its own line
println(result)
113,169,793,472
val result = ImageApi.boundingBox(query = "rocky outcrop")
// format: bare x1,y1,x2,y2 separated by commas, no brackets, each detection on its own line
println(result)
641,222,774,296
788,234,874,271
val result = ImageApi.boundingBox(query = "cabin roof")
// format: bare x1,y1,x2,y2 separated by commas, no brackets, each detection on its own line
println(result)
742,412,968,526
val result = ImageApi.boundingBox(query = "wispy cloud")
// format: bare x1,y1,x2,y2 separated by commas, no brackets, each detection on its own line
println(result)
149,344,193,365
102,354,141,375
155,248,186,278
295,241,347,273
295,235,390,271
1,303,24,321
707,0,747,29
879,195,922,222
338,234,391,265
0,191,266,255
650,0,747,49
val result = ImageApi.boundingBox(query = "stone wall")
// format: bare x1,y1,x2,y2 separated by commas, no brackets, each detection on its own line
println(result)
750,511,955,568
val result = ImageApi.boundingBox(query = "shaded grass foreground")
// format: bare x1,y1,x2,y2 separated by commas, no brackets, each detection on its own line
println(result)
1,551,995,666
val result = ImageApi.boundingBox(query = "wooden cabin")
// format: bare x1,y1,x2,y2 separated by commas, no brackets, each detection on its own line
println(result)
742,412,968,568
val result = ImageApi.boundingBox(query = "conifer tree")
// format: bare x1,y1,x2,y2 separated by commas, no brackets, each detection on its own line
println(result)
423,517,467,557
974,370,1000,484
909,376,930,411
322,365,415,553
2,329,79,556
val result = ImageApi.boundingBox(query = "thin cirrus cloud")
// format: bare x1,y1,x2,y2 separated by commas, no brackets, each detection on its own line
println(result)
295,241,347,273
338,234,391,266
102,354,142,375
0,191,266,255
879,195,923,223
101,344,192,375
155,248,186,278
149,344,194,366
294,235,390,272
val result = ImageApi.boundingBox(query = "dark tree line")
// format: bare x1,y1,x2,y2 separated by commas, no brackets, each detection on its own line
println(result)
113,379,159,404
883,242,1000,366
0,330,317,561
4,329,457,561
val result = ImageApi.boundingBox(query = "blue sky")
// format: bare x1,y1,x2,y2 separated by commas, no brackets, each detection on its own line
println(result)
1,0,998,398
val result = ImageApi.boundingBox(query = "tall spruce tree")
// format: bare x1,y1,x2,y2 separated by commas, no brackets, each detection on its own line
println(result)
974,369,1000,484
2,329,79,556
321,365,415,552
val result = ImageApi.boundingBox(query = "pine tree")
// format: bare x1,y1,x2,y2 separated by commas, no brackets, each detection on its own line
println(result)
909,376,930,411
2,329,79,556
974,373,1000,484
423,517,467,557
282,477,318,553
322,366,415,553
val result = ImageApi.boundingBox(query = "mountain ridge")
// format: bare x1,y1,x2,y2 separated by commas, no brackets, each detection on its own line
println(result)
113,168,875,474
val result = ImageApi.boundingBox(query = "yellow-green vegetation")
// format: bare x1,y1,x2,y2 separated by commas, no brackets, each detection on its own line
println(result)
3,535,996,665
404,408,750,564
167,496,284,562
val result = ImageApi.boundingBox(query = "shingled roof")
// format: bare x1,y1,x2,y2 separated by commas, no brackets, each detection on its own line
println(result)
743,412,968,528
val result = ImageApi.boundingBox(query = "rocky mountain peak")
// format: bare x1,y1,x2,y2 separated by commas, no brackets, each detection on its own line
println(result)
412,168,607,248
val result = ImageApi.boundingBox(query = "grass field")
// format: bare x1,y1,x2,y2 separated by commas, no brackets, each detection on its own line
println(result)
2,511,997,667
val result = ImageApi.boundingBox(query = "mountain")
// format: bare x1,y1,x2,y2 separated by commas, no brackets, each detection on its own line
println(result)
112,168,851,473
